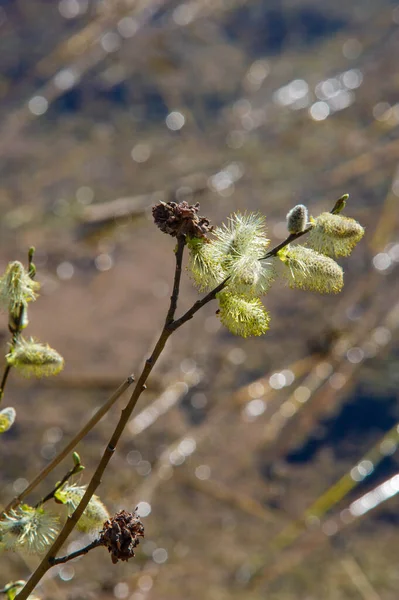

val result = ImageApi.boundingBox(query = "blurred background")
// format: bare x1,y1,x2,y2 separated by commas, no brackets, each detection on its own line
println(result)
1,0,399,598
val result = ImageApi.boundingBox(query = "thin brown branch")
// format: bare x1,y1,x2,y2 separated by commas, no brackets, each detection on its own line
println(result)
34,463,82,508
16,331,172,599
170,277,229,330
263,231,308,259
0,365,12,402
15,237,191,599
0,305,24,405
165,235,186,325
1,375,134,518
49,539,103,566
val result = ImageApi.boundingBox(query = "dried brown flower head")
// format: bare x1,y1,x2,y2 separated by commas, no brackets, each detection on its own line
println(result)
152,201,212,238
99,509,144,564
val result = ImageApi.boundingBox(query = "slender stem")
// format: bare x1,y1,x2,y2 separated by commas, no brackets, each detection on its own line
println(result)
15,241,189,599
1,376,134,518
28,247,36,279
16,332,172,599
263,231,309,259
0,365,11,402
34,464,82,508
165,235,186,325
170,278,229,330
0,306,24,406
49,539,103,565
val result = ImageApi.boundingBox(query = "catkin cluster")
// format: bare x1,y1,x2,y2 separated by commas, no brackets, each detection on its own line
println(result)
154,199,364,338
0,256,64,434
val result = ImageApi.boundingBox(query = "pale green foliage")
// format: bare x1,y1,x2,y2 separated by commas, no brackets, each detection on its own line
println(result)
0,262,40,318
306,212,365,257
0,407,16,434
0,505,59,554
278,245,344,294
2,581,41,600
6,337,64,378
54,483,109,532
217,292,270,337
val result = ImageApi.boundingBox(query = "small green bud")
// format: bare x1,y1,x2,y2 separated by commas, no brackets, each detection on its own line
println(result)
331,194,349,214
28,246,37,279
286,204,308,234
217,292,270,338
279,245,344,294
6,337,64,378
75,465,85,473
0,261,40,318
0,407,16,433
72,451,81,466
307,212,364,257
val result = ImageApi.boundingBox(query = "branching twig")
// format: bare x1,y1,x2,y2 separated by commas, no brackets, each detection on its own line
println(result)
34,463,82,508
165,235,186,325
13,194,350,599
49,539,103,566
15,238,189,599
0,307,24,403
0,365,12,403
170,278,229,330
1,375,134,518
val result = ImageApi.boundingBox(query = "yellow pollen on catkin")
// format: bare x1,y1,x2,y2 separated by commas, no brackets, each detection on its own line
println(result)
6,338,64,378
217,292,270,337
279,245,344,294
306,212,364,257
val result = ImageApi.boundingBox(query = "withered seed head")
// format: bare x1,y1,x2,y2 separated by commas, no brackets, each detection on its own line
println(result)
152,201,213,238
99,509,144,564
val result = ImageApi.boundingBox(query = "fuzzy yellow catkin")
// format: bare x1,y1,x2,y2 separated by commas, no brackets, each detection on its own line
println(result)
279,245,344,294
187,236,226,292
6,337,64,378
306,212,364,257
217,292,271,337
0,261,40,317
188,212,275,299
